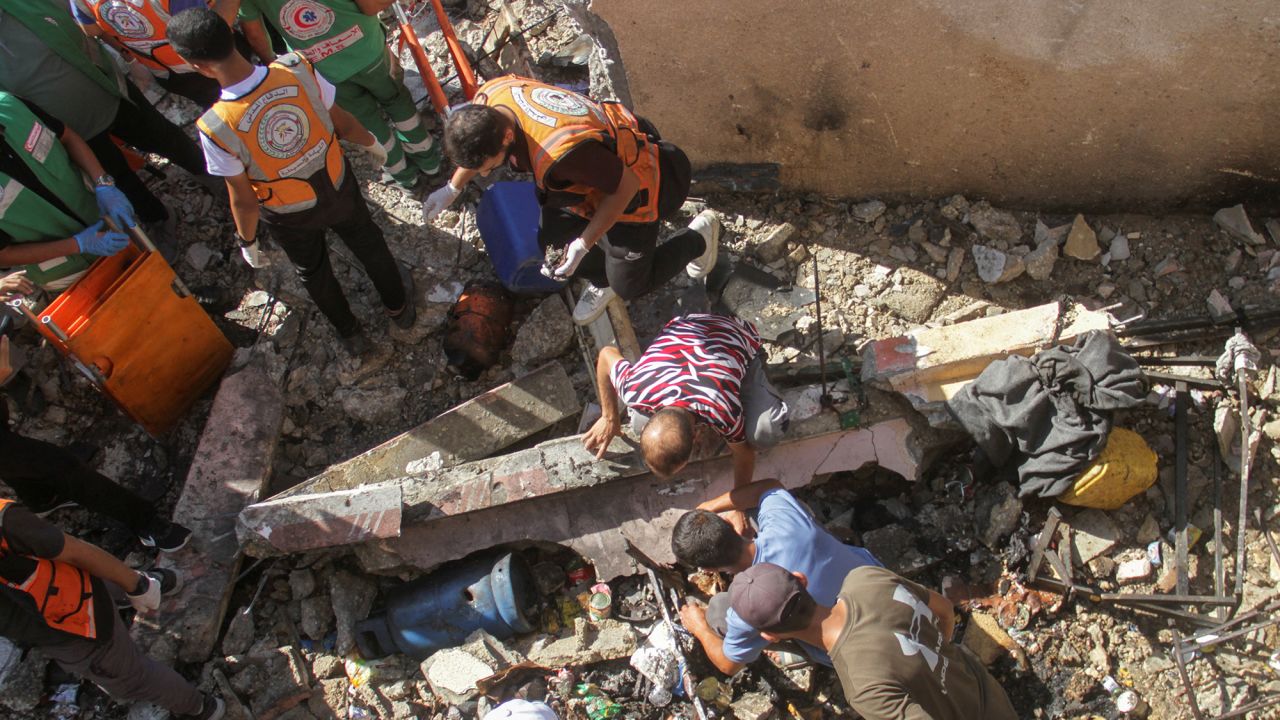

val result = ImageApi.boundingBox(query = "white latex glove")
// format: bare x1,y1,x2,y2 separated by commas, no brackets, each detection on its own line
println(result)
127,573,161,612
240,237,270,269
422,182,461,222
548,237,589,280
360,139,388,166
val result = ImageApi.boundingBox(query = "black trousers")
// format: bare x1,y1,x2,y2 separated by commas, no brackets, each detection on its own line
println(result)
537,139,701,300
263,166,406,337
0,423,156,534
155,71,220,109
86,81,211,223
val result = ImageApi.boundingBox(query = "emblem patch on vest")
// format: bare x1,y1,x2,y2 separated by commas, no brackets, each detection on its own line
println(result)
257,105,310,159
100,1,155,39
280,0,336,41
24,124,53,164
530,87,590,117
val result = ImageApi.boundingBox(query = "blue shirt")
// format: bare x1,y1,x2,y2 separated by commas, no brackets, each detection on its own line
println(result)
722,488,883,666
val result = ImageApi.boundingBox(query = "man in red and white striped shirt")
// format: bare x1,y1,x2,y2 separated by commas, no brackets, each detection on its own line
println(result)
584,314,789,486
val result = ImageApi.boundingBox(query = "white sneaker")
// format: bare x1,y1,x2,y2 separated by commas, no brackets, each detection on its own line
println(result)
685,210,721,279
573,284,616,325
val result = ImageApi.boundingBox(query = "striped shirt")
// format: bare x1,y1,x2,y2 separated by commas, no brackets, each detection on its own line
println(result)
610,314,763,443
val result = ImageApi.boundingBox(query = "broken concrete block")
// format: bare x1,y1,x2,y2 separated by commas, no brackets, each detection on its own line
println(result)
861,301,1111,419
511,297,575,367
861,524,937,577
239,484,402,556
523,617,638,667
963,612,1017,666
732,692,775,720
1214,204,1264,244
945,246,965,281
1108,235,1131,261
276,362,577,500
1062,215,1100,260
976,482,1022,549
330,570,378,656
1024,239,1059,281
1070,510,1120,565
972,244,1024,284
1116,557,1154,584
421,649,496,705
1154,257,1184,277
133,366,284,663
967,202,1022,245
850,200,886,223
1206,289,1234,321
300,595,333,641
754,222,796,262
876,267,948,323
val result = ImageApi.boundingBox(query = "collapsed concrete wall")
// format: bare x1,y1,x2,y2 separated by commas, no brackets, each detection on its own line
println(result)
583,0,1280,211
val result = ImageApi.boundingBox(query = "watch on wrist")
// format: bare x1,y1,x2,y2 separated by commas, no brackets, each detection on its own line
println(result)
94,174,115,188
234,232,257,248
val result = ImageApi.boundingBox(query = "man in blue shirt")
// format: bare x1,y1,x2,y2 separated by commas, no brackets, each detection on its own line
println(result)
673,478,882,674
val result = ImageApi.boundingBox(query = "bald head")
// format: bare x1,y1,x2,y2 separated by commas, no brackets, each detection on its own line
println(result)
641,407,694,477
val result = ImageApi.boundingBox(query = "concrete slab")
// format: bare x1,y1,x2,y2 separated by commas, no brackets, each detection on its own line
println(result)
355,392,961,579
279,363,577,498
133,365,283,663
237,484,402,555
861,301,1111,422
1070,509,1121,565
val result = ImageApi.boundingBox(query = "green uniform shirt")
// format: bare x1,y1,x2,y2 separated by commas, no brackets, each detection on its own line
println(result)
238,0,386,83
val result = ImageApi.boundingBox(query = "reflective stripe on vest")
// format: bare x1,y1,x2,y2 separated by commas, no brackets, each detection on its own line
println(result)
196,54,345,214
0,93,98,290
86,0,207,74
477,76,661,224
0,499,98,640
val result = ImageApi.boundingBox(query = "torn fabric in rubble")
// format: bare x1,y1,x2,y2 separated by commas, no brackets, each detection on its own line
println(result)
946,330,1148,497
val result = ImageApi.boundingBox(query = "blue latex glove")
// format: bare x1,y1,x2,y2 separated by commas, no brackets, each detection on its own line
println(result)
94,184,136,229
75,221,130,256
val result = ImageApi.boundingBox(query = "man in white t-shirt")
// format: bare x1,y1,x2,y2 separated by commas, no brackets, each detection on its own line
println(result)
167,7,416,355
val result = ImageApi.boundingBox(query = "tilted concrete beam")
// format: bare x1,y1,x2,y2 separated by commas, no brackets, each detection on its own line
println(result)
133,365,283,663
353,391,961,580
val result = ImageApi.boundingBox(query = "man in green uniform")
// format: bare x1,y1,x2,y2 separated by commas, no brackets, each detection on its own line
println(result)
0,92,132,291
219,0,440,190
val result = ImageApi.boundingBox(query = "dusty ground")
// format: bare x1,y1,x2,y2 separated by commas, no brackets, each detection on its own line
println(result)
3,1,1280,719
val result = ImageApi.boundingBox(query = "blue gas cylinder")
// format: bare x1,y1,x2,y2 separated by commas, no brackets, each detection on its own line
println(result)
355,552,536,659
476,181,565,294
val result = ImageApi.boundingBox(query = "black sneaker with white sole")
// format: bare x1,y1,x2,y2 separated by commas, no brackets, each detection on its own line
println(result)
139,523,192,553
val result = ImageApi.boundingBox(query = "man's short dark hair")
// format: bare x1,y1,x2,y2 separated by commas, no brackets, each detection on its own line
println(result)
641,408,694,477
444,105,510,169
671,510,744,568
166,8,235,63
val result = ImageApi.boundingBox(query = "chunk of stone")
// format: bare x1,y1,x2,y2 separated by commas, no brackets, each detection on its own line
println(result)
301,594,333,641
1108,235,1131,261
222,609,255,656
511,296,575,367
290,569,317,600
330,570,378,656
421,649,495,704
1024,239,1059,281
336,386,409,424
860,525,937,577
1070,510,1120,564
1206,289,1234,321
1062,215,1100,261
185,242,217,272
976,482,1022,549
967,202,1022,244
850,200,886,223
523,617,638,667
946,247,965,281
1116,557,1154,584
972,245,1024,284
731,692,775,720
1214,204,1264,244
1154,257,1184,277
876,267,948,324
963,612,1016,666
0,647,45,712
754,222,796,263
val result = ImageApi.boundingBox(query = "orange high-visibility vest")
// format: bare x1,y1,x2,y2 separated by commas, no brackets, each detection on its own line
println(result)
0,499,98,640
82,0,212,75
196,53,345,215
478,76,661,224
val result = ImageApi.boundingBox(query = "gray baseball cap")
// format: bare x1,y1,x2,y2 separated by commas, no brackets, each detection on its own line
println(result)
728,562,804,631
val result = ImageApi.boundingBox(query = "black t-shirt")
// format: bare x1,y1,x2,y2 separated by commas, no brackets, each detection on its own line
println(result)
0,97,73,250
0,503,114,647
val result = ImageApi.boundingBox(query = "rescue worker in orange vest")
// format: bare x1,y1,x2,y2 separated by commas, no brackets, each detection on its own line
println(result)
426,76,720,325
0,499,225,719
168,7,417,355
71,0,223,108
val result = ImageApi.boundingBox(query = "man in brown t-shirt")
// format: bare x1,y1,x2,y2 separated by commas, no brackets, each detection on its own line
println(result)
728,562,1018,720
